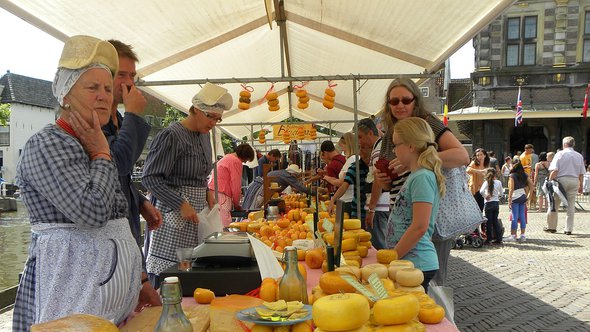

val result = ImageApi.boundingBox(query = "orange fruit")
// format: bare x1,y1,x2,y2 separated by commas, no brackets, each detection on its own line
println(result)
193,287,215,304
259,279,278,302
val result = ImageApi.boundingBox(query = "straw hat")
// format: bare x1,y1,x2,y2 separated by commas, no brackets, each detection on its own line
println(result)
192,82,233,115
286,164,302,174
57,35,119,75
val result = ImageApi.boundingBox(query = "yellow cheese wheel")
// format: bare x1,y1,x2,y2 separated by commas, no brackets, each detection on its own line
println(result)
239,90,252,98
357,231,372,242
395,268,424,287
31,314,118,332
344,255,363,267
360,263,389,282
342,250,360,257
372,294,420,325
319,271,358,295
358,241,372,248
376,249,398,264
356,245,368,258
314,326,369,332
343,219,362,230
341,238,358,252
388,260,415,281
322,100,335,109
266,92,278,100
312,293,370,331
296,89,308,98
394,284,425,293
267,99,279,106
298,102,309,109
342,231,360,241
370,320,424,332
418,303,445,324
323,94,335,102
238,102,250,110
268,105,280,112
324,88,336,97
299,95,310,103
335,266,361,280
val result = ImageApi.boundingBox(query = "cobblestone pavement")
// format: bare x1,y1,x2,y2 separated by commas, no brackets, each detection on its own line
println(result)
449,202,590,332
2,203,589,331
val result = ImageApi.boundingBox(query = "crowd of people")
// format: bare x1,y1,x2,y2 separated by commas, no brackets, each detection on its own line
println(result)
11,34,589,330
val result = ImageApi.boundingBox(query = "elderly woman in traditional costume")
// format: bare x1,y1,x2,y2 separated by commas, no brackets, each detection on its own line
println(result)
13,35,142,330
142,83,232,286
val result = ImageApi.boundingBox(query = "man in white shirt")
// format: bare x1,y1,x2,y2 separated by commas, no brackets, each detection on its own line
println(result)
544,136,585,235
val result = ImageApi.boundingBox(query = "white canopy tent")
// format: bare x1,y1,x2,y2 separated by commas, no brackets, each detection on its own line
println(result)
2,0,516,140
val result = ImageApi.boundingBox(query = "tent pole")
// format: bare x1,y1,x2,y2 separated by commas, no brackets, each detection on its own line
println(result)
138,73,437,87
212,126,219,204
352,79,362,221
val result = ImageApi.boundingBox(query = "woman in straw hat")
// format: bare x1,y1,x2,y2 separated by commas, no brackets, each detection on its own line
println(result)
13,35,142,330
142,83,232,286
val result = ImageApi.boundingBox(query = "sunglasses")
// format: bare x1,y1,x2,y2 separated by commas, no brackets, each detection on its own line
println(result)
388,96,415,106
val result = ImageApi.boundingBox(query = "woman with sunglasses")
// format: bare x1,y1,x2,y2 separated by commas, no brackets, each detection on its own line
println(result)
371,77,469,287
142,83,231,287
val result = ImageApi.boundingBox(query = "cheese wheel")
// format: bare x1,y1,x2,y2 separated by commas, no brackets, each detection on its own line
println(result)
360,263,389,282
319,271,357,295
266,92,278,100
376,249,399,264
342,231,360,241
312,293,370,331
356,245,368,258
268,105,280,112
335,266,361,280
344,255,362,267
358,241,372,248
388,260,415,281
322,100,334,109
296,89,308,97
342,250,360,257
341,238,358,251
357,231,371,242
324,88,336,97
323,94,335,102
299,95,310,103
343,219,361,230
395,268,424,287
418,303,446,324
298,102,309,109
372,294,420,325
30,314,119,332
239,90,251,98
267,99,279,106
394,284,425,293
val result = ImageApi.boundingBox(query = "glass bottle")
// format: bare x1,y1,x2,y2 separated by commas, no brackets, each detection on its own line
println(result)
155,276,193,332
278,246,309,304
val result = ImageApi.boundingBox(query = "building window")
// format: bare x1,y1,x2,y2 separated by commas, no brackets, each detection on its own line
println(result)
584,11,590,62
506,16,538,66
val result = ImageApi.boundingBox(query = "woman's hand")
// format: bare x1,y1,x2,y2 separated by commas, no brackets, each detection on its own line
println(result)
373,169,392,190
69,110,110,158
140,200,163,231
180,201,198,223
389,158,408,175
327,200,335,215
365,211,374,228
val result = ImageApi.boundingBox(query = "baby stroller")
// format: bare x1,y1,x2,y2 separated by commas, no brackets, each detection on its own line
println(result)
453,224,485,249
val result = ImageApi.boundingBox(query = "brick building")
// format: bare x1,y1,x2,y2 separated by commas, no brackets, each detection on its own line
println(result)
451,0,590,160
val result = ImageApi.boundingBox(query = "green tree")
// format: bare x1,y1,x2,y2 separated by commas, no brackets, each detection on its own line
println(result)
161,103,187,127
0,103,11,126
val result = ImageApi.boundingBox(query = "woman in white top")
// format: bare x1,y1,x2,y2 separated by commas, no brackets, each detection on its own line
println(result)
480,168,504,244
501,156,512,188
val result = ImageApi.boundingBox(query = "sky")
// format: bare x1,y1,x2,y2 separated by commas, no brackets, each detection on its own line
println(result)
0,8,475,82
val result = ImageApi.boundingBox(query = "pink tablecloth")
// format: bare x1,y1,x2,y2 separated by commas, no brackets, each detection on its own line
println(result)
305,248,459,332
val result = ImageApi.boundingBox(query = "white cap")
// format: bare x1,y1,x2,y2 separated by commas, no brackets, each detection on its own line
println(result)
286,164,302,174
164,276,179,283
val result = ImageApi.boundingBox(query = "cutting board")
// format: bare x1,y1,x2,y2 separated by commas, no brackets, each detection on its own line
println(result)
120,304,210,332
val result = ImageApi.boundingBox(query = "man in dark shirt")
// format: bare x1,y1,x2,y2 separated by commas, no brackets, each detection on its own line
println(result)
254,149,281,177
103,40,162,310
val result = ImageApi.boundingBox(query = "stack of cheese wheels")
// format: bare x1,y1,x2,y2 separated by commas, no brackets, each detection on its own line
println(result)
323,88,336,109
266,92,279,111
258,130,266,144
310,126,317,140
296,89,309,109
283,129,291,144
297,126,305,140
238,90,251,110
394,267,425,293
321,219,372,268
312,293,370,331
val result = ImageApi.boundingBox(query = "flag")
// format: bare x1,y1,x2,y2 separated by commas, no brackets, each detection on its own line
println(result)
515,86,523,127
443,103,449,127
583,83,590,119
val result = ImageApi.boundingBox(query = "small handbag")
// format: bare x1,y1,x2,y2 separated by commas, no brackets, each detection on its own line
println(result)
433,166,487,240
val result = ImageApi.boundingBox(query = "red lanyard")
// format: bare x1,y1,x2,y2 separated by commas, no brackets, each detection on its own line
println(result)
55,118,79,139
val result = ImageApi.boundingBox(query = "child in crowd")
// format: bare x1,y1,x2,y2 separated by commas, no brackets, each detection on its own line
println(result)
385,117,446,292
505,159,533,242
479,168,504,244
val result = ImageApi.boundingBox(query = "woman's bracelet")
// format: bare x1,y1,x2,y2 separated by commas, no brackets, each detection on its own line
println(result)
91,152,111,160
368,209,375,214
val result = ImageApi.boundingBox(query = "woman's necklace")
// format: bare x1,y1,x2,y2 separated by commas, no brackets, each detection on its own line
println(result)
55,118,79,139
